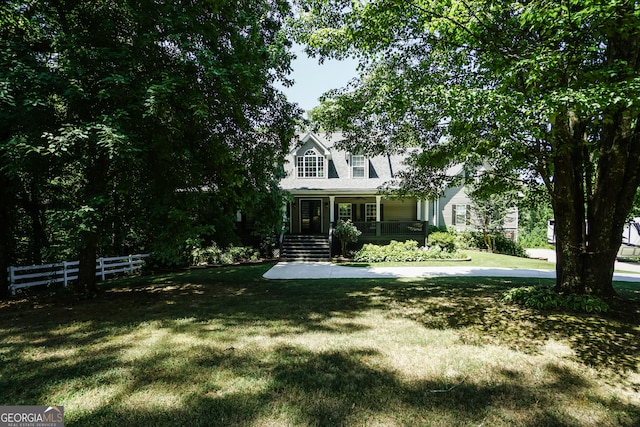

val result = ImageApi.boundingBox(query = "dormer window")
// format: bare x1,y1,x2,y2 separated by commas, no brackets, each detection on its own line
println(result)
297,149,325,178
351,154,366,178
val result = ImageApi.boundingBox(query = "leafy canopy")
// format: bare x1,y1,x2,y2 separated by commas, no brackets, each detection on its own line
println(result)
291,0,640,197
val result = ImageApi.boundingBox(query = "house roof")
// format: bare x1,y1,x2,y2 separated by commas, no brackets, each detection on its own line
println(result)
280,132,407,195
279,132,468,196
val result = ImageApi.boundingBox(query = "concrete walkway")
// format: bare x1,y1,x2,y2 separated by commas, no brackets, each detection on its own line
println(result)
263,249,640,282
263,262,561,280
525,248,640,274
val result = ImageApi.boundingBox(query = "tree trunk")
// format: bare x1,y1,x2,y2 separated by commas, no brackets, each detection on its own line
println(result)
76,230,98,297
0,170,16,299
552,110,589,295
552,29,640,298
23,189,49,265
549,14,640,298
0,202,12,299
75,149,108,297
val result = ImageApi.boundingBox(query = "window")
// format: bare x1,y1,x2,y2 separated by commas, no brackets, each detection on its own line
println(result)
351,155,365,178
297,149,325,178
365,203,377,222
453,204,471,226
338,203,352,222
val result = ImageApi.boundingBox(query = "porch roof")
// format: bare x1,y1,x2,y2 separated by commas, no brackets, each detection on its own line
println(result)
285,188,384,196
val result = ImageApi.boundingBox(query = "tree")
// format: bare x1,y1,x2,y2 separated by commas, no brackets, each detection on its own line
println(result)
333,219,362,257
467,187,517,253
1,0,300,297
518,185,554,249
291,0,640,298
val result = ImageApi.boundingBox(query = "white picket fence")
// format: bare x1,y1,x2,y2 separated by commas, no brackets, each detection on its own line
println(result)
7,254,150,295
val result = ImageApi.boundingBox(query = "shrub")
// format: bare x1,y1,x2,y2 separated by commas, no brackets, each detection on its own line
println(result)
502,286,609,313
492,233,527,257
518,225,553,248
353,240,467,262
334,220,362,257
190,243,223,265
190,243,259,266
428,225,448,234
453,230,527,257
427,232,457,252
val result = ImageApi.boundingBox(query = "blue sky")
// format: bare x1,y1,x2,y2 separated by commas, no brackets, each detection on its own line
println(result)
279,44,359,114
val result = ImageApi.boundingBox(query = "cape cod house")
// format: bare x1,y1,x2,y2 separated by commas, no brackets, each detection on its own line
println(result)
278,132,517,260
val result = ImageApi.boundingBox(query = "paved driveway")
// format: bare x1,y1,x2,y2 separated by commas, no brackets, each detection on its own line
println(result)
263,260,640,282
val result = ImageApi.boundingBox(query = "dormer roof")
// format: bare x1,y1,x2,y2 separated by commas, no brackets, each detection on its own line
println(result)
291,132,333,159
281,131,405,193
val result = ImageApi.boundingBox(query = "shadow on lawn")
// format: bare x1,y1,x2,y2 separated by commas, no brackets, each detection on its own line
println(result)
0,263,638,426
379,278,640,372
1,264,639,371
58,346,639,427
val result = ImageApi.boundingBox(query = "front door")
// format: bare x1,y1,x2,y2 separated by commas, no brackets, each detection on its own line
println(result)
300,200,322,234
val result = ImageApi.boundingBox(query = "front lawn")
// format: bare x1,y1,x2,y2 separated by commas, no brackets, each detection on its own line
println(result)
346,249,556,269
1,263,638,426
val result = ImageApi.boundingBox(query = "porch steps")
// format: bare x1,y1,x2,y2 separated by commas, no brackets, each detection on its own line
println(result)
281,235,331,261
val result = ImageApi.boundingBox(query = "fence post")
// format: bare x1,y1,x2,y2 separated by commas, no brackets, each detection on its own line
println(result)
63,261,69,288
98,258,105,281
8,266,16,296
128,254,134,273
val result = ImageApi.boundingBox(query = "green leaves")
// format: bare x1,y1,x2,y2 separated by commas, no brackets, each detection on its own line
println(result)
502,286,609,313
1,0,301,286
292,0,640,296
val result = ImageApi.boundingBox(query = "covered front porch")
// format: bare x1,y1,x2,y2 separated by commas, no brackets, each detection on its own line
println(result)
285,193,429,245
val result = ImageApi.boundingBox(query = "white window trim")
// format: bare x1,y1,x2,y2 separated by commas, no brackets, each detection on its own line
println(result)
297,148,326,178
453,204,471,226
365,203,377,222
338,203,352,222
350,154,367,178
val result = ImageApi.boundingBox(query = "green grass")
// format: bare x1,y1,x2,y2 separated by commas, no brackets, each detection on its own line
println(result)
1,263,639,426
347,249,640,275
346,249,556,269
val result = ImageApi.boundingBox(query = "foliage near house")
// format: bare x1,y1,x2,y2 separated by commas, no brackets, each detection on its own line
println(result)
468,187,518,253
457,231,527,258
333,219,362,257
189,244,260,266
0,1,299,297
426,232,457,253
354,239,467,262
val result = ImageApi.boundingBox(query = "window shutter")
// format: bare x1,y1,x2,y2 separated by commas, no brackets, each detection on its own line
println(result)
380,204,384,221
360,204,365,221
352,204,356,221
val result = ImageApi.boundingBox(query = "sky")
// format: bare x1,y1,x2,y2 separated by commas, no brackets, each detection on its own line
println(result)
279,44,359,114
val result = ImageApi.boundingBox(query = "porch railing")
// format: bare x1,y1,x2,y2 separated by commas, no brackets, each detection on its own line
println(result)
352,221,428,238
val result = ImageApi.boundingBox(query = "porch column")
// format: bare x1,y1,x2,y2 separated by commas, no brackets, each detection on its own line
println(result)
376,195,382,236
416,199,423,221
329,195,335,223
